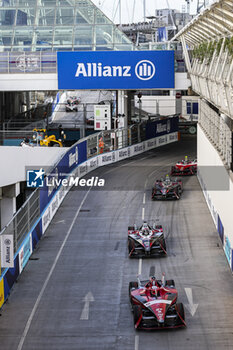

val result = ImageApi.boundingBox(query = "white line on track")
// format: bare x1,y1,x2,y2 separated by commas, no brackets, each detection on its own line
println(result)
135,335,140,350
138,258,142,276
143,193,146,205
17,188,92,350
142,207,145,221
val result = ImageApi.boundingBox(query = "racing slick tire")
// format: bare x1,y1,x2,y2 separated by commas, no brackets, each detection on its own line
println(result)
129,281,138,295
176,303,185,324
133,305,142,330
191,166,197,174
171,166,177,175
165,279,175,287
128,239,134,256
161,239,167,254
129,282,139,310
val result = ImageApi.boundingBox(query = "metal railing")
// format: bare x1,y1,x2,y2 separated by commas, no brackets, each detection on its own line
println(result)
0,130,45,146
0,52,57,74
0,189,40,274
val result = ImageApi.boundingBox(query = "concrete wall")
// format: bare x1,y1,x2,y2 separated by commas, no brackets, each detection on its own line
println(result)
0,146,67,187
197,125,233,269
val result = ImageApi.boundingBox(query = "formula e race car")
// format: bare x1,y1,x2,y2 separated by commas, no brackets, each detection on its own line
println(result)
65,97,80,112
128,222,166,258
171,156,197,176
129,275,186,330
152,175,182,200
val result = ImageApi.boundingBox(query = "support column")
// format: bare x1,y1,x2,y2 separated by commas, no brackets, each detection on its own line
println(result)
0,183,20,230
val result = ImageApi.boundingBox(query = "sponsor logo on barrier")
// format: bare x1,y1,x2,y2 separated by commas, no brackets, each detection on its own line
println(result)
69,146,78,168
1,234,14,268
102,155,112,163
90,159,98,168
156,121,171,134
134,145,143,153
119,150,128,158
27,169,44,188
79,164,87,175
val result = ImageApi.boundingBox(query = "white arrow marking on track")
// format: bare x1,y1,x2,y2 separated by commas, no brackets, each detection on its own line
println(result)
184,288,198,316
80,292,95,320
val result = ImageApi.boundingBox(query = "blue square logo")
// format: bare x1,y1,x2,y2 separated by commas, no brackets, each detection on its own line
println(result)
27,169,45,188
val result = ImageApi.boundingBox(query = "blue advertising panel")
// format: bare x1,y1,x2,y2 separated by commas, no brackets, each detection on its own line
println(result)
145,116,178,140
57,51,174,90
40,140,87,213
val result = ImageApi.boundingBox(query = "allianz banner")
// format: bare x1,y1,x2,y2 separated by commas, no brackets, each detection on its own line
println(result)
57,51,175,90
145,116,179,139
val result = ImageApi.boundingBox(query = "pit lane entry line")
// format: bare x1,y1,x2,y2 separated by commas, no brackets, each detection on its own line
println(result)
17,188,92,350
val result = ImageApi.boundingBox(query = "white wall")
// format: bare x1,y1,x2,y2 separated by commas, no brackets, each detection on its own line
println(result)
0,74,57,91
0,72,190,92
137,96,176,116
0,147,67,187
175,72,191,90
197,125,233,266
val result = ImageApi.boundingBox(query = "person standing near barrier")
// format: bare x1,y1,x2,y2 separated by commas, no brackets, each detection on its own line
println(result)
99,136,104,154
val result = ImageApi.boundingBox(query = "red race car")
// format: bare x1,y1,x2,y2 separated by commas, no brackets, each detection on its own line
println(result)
171,156,197,176
152,175,183,200
128,222,166,258
129,275,186,330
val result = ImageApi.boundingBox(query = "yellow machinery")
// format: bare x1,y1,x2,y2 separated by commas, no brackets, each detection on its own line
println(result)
32,129,63,147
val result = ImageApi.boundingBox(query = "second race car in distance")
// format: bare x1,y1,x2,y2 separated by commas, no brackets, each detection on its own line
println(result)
65,96,80,112
171,156,197,176
128,221,166,258
152,175,183,200
129,275,186,330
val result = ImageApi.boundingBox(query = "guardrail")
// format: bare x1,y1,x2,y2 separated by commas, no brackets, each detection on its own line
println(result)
0,116,178,308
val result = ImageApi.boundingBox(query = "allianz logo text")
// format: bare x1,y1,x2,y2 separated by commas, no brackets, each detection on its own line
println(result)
75,60,156,81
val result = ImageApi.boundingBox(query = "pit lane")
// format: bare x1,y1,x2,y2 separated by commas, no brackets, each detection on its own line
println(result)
0,135,233,350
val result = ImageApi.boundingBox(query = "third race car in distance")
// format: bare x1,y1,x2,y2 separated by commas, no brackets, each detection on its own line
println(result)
152,175,183,200
129,275,186,330
128,221,166,258
171,156,197,176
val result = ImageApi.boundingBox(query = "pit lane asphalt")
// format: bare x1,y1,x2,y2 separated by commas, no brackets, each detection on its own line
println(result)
1,135,233,350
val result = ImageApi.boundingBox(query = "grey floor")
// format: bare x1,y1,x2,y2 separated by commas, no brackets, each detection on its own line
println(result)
0,135,233,350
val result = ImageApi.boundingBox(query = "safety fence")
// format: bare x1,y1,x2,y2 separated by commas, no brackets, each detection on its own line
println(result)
0,116,178,309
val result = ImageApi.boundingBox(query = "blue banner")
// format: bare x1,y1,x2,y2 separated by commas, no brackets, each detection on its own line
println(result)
145,116,178,140
158,27,167,42
57,51,174,90
40,140,87,213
